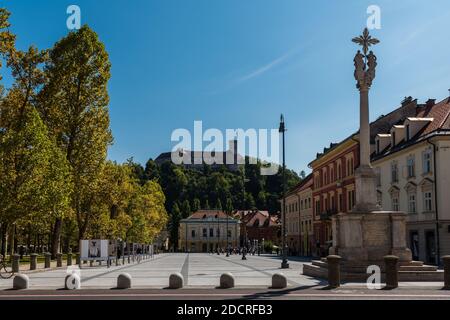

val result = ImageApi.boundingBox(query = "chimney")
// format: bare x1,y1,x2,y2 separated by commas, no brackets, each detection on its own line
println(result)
401,96,413,106
426,99,436,107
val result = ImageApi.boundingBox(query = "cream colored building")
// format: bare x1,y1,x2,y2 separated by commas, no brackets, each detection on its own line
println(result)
282,174,314,256
373,97,450,264
178,210,240,252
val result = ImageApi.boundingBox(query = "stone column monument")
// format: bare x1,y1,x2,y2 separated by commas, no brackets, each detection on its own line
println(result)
303,29,441,281
328,28,412,267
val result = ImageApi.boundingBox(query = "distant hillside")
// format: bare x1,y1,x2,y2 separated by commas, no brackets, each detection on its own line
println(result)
133,156,301,214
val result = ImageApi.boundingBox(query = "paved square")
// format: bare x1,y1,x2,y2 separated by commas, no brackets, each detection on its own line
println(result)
0,253,324,290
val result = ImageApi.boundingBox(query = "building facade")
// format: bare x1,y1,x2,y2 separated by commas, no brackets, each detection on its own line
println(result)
235,210,281,249
178,210,240,252
373,97,450,264
307,97,418,257
283,174,314,256
298,175,314,256
309,139,358,257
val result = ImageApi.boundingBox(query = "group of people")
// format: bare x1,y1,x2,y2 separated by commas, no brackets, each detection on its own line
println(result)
209,246,263,256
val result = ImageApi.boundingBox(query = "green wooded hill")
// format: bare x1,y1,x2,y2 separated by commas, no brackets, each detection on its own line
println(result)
129,157,304,248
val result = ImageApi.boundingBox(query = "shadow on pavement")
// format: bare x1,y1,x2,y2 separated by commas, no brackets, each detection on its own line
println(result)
228,284,323,300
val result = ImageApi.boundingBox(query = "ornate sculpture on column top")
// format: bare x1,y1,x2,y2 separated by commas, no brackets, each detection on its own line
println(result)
352,28,379,91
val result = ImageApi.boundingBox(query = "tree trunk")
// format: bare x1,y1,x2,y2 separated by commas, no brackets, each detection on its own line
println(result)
0,223,7,256
51,218,63,258
8,224,15,256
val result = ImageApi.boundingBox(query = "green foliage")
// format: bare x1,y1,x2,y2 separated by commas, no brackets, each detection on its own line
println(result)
145,157,301,246
0,10,168,255
264,240,274,253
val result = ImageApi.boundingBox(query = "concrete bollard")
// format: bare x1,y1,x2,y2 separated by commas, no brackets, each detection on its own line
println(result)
44,252,51,268
30,253,37,270
64,273,81,290
443,256,450,289
12,254,20,273
169,272,184,289
67,252,72,266
271,273,287,289
13,274,29,290
220,272,235,288
56,253,63,267
327,255,341,288
117,273,132,289
384,255,399,289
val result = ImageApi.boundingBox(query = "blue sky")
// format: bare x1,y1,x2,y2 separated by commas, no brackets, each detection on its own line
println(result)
3,0,450,174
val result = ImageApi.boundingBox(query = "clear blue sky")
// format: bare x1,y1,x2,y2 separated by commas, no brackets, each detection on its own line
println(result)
3,0,450,174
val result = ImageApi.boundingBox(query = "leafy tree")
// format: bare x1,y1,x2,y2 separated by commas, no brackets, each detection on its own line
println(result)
216,199,222,210
192,198,201,212
245,193,256,210
225,198,233,214
256,191,267,209
37,25,112,246
169,203,181,250
144,158,160,181
0,27,71,256
181,199,191,219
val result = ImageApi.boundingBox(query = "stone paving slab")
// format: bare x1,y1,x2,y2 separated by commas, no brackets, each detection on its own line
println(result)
0,253,446,291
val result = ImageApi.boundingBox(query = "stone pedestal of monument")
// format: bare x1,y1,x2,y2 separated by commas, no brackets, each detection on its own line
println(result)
303,210,442,280
329,211,412,268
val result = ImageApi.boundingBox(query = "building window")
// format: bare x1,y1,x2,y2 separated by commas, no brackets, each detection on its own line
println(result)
406,124,410,141
209,228,214,237
203,228,207,238
191,230,196,238
375,167,381,186
392,131,396,146
347,190,355,211
338,193,343,212
315,199,321,215
424,191,433,212
337,163,342,179
377,191,382,207
217,228,220,237
391,161,398,183
408,193,416,214
392,196,399,211
376,140,380,154
407,156,415,178
227,230,232,238
423,150,432,174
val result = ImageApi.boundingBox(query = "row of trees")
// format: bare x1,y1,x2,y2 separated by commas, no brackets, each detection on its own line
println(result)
0,9,167,257
130,158,302,248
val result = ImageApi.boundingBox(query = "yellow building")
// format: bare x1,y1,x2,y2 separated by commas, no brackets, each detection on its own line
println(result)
178,210,240,252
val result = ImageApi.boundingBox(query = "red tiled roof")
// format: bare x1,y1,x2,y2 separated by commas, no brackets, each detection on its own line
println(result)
416,97,450,135
187,210,230,219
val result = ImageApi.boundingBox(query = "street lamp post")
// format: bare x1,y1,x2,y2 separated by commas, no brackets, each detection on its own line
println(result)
280,114,289,269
